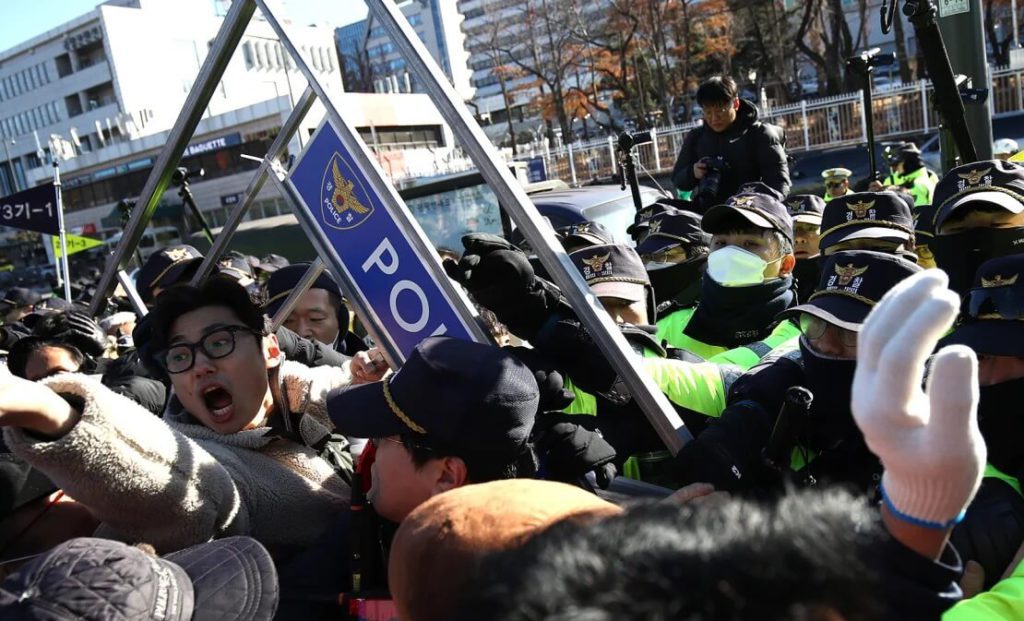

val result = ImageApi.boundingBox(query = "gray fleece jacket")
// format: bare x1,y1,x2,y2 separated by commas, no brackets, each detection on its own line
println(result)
3,360,353,554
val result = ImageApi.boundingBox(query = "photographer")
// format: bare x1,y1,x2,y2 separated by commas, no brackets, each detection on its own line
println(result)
671,76,790,208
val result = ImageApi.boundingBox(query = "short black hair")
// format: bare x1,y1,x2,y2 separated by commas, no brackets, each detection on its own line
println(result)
401,432,538,484
453,489,887,621
697,76,739,106
8,337,85,379
146,276,269,366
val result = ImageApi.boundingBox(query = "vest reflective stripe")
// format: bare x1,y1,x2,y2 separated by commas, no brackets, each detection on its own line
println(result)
902,167,939,206
985,463,1023,498
656,307,729,360
706,320,801,370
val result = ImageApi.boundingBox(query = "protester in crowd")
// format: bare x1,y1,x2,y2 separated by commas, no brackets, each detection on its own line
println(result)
671,76,790,207
264,263,368,356
818,191,916,258
0,276,383,554
453,268,981,621
785,194,826,302
930,159,1024,296
821,167,854,202
0,536,279,621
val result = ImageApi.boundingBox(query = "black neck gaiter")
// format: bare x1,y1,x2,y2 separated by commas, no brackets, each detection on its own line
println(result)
683,275,795,348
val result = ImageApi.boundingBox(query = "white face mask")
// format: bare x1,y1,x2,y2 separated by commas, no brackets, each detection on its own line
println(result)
645,261,675,271
707,246,774,287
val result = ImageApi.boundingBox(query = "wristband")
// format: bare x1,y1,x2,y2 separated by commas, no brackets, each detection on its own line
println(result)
880,482,966,530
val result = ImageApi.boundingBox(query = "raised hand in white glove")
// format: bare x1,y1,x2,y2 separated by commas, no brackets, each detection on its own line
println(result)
852,269,986,529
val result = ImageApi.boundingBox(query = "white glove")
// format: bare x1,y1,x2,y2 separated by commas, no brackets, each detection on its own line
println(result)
852,269,986,529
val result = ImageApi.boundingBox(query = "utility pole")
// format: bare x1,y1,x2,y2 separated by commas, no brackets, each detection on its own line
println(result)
934,0,994,170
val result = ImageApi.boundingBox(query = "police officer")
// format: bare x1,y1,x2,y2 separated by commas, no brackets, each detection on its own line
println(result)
785,194,826,303
635,209,710,321
265,263,368,356
870,142,938,207
673,250,923,493
818,191,916,258
929,159,1024,297
654,192,801,367
821,168,854,203
554,221,615,253
937,254,1024,593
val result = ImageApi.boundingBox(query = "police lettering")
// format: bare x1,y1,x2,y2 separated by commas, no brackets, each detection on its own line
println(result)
361,238,447,337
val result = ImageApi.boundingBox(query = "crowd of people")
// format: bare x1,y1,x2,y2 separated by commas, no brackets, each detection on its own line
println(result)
0,74,1022,620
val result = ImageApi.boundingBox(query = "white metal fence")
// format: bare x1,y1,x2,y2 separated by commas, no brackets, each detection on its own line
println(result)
518,65,1024,186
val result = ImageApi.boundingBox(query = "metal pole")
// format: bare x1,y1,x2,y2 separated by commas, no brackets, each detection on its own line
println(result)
254,0,491,368
568,143,577,185
651,128,661,171
1014,0,1020,49
190,86,317,286
91,0,256,315
801,100,810,149
270,258,325,331
921,79,930,133
116,269,148,317
608,136,617,175
862,79,878,182
53,163,71,302
364,0,692,452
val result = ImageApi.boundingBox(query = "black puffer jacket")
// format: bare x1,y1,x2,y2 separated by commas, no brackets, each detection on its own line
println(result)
671,100,790,202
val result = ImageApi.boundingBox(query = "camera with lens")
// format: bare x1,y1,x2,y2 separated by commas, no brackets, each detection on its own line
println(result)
697,155,730,205
846,47,895,76
617,130,652,152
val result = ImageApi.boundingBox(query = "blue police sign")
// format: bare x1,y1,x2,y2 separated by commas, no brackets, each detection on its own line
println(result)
0,184,59,236
287,120,480,359
526,157,547,183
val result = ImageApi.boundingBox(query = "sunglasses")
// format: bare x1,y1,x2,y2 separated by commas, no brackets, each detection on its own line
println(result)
799,314,858,348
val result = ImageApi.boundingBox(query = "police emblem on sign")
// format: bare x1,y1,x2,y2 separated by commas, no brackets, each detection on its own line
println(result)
320,153,373,230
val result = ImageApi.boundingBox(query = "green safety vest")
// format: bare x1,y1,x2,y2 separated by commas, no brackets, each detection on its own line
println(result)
943,464,1024,620
656,307,801,371
901,167,939,206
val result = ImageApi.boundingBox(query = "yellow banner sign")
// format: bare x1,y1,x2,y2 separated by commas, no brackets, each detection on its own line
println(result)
52,234,104,259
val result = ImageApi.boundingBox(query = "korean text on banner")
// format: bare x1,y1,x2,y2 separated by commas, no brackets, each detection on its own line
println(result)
52,233,104,259
287,120,477,358
0,185,59,236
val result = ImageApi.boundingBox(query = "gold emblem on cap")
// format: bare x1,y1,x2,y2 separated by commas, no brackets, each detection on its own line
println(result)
847,200,875,219
835,263,868,286
647,220,663,235
165,247,192,263
787,199,803,213
958,167,992,186
332,162,370,216
581,253,611,272
574,222,591,234
981,274,1019,288
732,195,756,207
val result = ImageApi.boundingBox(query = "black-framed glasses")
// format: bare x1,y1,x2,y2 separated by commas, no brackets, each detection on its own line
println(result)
158,325,260,374
799,313,858,348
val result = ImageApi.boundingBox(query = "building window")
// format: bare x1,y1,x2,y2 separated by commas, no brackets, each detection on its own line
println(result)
55,54,73,78
242,42,255,69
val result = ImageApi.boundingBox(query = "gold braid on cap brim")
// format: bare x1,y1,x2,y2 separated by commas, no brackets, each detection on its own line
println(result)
380,369,426,434
808,289,877,307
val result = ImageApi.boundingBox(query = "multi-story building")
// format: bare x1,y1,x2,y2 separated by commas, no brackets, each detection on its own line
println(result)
336,0,474,101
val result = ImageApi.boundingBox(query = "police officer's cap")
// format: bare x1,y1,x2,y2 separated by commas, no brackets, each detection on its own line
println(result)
627,199,689,238
264,263,344,318
785,195,826,225
819,191,913,252
914,202,939,241
134,245,205,304
569,243,649,303
0,287,43,311
327,336,539,460
821,168,853,181
635,210,709,256
734,182,785,201
702,192,794,243
932,159,1024,232
778,250,922,332
217,252,255,283
256,254,290,274
939,254,1024,357
555,220,615,251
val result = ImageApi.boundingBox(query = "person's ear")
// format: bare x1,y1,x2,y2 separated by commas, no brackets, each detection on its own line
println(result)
432,456,468,494
733,97,740,110
264,333,283,370
780,254,797,277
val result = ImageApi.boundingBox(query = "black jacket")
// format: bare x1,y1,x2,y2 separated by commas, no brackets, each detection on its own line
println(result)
671,100,790,202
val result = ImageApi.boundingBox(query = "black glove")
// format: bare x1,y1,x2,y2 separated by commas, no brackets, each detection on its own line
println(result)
505,346,575,412
672,435,746,493
445,234,568,339
61,311,108,357
534,415,617,489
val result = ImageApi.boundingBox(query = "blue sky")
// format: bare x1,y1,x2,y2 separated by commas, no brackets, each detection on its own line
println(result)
0,0,367,53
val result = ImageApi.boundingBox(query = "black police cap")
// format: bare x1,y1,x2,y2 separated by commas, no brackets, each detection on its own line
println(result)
264,263,343,317
135,245,204,304
818,191,913,252
932,159,1024,232
555,221,615,250
702,192,794,243
778,250,922,331
735,181,785,201
570,243,650,303
327,336,539,460
785,194,826,224
940,254,1024,357
635,210,709,255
